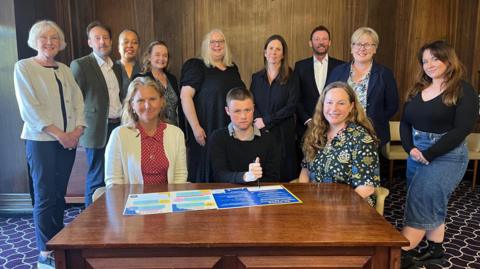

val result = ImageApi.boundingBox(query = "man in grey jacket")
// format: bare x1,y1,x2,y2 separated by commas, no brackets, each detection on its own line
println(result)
71,21,123,207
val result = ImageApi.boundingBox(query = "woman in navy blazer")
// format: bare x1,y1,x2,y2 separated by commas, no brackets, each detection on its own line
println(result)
327,27,398,147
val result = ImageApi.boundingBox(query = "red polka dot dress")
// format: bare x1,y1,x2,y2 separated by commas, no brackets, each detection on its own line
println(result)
138,123,169,184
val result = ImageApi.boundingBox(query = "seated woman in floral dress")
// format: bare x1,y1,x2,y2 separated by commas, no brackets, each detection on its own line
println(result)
299,81,380,205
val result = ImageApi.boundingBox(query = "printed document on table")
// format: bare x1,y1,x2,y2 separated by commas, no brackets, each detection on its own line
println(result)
123,190,217,215
211,185,302,209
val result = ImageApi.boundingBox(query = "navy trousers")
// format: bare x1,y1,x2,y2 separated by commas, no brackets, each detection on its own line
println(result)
84,122,119,206
26,140,76,251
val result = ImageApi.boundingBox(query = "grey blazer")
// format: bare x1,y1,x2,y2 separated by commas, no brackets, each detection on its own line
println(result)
71,53,123,148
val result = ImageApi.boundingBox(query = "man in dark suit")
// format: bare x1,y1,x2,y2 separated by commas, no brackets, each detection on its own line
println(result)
294,25,344,161
71,21,123,207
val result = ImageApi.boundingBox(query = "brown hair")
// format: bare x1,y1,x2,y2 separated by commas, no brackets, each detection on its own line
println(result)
263,34,292,85
407,40,465,106
310,25,331,40
86,21,111,38
302,81,378,162
226,87,254,105
142,41,169,73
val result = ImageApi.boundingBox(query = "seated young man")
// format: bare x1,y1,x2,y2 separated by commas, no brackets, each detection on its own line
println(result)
209,87,281,183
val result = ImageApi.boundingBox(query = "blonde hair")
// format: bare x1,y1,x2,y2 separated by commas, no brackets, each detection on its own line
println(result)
28,20,67,51
302,81,378,162
122,76,166,127
407,40,465,106
200,29,233,67
351,27,379,47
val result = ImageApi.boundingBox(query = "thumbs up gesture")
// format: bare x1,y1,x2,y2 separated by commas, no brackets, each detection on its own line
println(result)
244,157,263,182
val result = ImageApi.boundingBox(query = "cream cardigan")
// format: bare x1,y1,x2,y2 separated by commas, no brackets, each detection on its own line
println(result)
14,58,86,141
105,124,187,186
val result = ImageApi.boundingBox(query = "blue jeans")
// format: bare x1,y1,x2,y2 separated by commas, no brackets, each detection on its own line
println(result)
84,122,118,206
404,129,468,230
26,140,75,251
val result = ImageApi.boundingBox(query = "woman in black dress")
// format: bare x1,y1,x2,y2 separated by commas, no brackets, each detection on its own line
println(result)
250,35,299,182
180,29,244,182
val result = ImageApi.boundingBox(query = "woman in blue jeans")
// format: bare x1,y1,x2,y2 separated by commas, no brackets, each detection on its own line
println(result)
399,40,478,269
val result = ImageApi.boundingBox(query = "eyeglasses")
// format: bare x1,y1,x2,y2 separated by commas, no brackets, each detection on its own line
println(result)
352,43,376,50
209,40,225,46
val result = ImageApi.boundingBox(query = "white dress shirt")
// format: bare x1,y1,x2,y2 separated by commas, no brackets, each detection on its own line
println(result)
313,54,329,93
92,53,122,119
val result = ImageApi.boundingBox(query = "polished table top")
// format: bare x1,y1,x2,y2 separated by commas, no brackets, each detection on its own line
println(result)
48,183,408,250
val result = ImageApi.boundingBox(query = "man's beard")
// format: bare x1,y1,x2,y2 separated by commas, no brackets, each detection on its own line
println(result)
313,46,328,56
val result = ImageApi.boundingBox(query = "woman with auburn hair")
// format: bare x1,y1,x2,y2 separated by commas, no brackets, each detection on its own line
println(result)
105,76,187,186
250,34,299,182
399,40,478,269
299,81,380,205
180,29,244,182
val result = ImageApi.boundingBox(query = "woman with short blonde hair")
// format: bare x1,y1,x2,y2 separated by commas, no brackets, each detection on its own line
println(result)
327,26,399,148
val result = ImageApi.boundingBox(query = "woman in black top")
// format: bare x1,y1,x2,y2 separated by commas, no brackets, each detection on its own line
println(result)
399,40,478,269
180,29,244,182
116,29,142,97
250,35,299,182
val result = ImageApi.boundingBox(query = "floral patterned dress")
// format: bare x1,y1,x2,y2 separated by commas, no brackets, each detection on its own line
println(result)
302,122,380,205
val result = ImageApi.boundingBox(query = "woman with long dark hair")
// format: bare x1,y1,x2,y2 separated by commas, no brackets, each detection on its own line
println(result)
250,34,299,181
399,40,478,268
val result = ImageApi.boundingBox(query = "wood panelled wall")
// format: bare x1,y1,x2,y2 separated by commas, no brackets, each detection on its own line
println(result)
13,0,480,104
0,0,24,193
71,0,480,114
2,0,480,210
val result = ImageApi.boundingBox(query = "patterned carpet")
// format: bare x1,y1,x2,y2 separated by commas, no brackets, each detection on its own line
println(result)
383,179,480,269
0,180,479,269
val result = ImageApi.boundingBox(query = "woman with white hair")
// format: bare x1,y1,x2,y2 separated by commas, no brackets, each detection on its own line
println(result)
180,29,244,182
14,20,85,268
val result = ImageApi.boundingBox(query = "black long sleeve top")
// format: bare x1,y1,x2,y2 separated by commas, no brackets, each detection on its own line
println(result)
400,81,478,161
208,127,281,183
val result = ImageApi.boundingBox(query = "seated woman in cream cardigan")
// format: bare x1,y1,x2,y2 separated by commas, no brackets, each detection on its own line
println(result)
105,76,187,187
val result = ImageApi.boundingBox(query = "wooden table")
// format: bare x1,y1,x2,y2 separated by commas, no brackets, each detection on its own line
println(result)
48,183,408,269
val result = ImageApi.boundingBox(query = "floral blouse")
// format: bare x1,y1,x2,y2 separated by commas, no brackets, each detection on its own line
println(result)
347,64,371,109
302,122,380,204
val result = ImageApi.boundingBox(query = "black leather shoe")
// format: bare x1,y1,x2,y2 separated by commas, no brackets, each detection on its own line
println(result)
414,241,446,266
401,249,420,269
